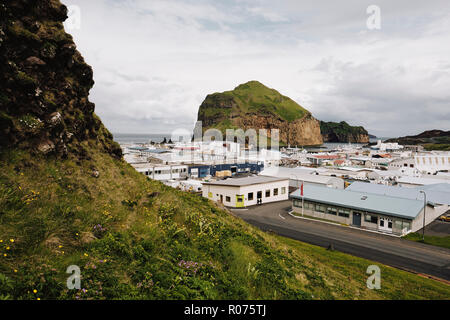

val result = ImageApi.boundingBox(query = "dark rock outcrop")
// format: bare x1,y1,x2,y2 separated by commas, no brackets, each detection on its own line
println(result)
0,0,122,158
385,130,450,145
320,121,370,143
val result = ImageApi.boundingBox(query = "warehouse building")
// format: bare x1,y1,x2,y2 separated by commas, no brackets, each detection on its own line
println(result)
188,162,264,179
260,167,344,190
202,176,289,208
290,185,437,236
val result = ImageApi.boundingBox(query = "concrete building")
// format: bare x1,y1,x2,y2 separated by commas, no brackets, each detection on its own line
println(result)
133,164,189,180
388,152,450,175
188,162,264,179
290,185,438,236
260,167,344,190
202,176,289,208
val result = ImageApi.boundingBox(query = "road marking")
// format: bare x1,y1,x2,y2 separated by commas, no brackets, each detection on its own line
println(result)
279,213,286,220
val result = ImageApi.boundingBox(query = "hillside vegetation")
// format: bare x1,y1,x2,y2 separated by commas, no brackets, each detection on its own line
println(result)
0,0,449,300
199,81,309,127
320,121,370,143
196,81,323,146
1,148,449,300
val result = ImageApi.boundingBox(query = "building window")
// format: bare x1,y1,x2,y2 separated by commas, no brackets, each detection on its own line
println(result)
265,190,270,197
248,192,254,201
226,196,231,202
315,204,325,213
338,209,350,218
293,200,302,208
237,196,243,203
281,187,286,194
273,188,279,196
365,214,378,224
327,207,337,215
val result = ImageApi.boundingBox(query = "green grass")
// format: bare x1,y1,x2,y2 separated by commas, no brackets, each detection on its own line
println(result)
200,81,309,123
0,146,449,300
424,144,450,151
403,232,450,250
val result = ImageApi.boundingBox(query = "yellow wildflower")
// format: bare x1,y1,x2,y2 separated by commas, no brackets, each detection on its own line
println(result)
33,289,37,294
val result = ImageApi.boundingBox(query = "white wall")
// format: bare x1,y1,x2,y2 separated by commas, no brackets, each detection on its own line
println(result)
202,180,289,207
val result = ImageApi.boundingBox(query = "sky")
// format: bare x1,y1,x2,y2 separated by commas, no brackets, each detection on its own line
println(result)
63,0,450,137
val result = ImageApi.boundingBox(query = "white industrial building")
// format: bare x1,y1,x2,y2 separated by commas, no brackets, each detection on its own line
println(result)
290,185,442,236
202,176,289,208
388,152,450,175
260,167,345,190
133,163,189,181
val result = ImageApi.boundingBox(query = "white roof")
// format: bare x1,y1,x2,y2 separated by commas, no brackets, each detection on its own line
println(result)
260,167,339,184
347,181,450,205
397,176,450,186
203,175,288,187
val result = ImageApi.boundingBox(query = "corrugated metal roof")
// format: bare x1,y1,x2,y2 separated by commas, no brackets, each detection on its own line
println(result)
260,167,339,184
420,183,450,193
203,175,288,187
397,176,450,186
347,181,450,205
290,185,424,219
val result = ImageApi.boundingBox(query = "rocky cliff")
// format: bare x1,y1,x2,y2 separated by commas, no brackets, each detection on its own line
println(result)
196,81,323,146
0,0,121,158
320,121,370,143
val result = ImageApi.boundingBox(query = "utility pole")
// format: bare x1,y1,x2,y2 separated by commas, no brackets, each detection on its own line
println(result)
420,190,426,241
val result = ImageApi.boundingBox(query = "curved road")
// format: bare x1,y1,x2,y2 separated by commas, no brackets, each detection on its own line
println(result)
231,201,450,281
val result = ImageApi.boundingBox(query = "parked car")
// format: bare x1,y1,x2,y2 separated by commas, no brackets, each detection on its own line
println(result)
439,215,450,222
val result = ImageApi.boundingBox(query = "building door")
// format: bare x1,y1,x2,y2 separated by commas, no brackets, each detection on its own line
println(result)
352,212,362,226
379,217,393,232
257,191,262,205
220,195,223,204
236,195,244,208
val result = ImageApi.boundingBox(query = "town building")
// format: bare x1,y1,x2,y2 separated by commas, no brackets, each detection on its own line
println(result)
202,176,289,208
290,185,439,236
259,167,344,190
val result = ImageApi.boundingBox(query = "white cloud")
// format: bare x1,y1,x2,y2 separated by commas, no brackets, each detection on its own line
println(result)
63,0,450,136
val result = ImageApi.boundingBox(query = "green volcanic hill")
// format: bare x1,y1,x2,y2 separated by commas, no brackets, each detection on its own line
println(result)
196,81,323,146
0,0,449,300
320,121,370,143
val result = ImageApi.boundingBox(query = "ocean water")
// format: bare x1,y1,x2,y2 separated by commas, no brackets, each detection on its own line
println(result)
113,133,177,144
113,133,390,147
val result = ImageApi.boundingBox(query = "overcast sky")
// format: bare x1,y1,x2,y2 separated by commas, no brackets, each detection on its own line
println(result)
63,0,450,137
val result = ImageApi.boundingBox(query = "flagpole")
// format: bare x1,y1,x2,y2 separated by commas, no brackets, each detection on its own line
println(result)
301,180,304,217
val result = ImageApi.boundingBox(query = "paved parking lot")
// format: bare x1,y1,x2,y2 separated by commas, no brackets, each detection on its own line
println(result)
417,220,450,237
230,200,450,281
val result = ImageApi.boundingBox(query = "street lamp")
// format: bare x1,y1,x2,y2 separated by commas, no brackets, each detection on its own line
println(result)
420,190,426,241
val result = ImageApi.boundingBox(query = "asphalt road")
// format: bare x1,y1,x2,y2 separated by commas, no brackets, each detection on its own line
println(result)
231,201,450,281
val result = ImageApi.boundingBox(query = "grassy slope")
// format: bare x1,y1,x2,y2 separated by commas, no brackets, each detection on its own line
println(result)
403,233,450,250
0,147,449,300
201,81,309,124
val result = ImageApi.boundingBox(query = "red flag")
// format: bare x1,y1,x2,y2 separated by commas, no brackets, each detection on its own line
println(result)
301,183,304,196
